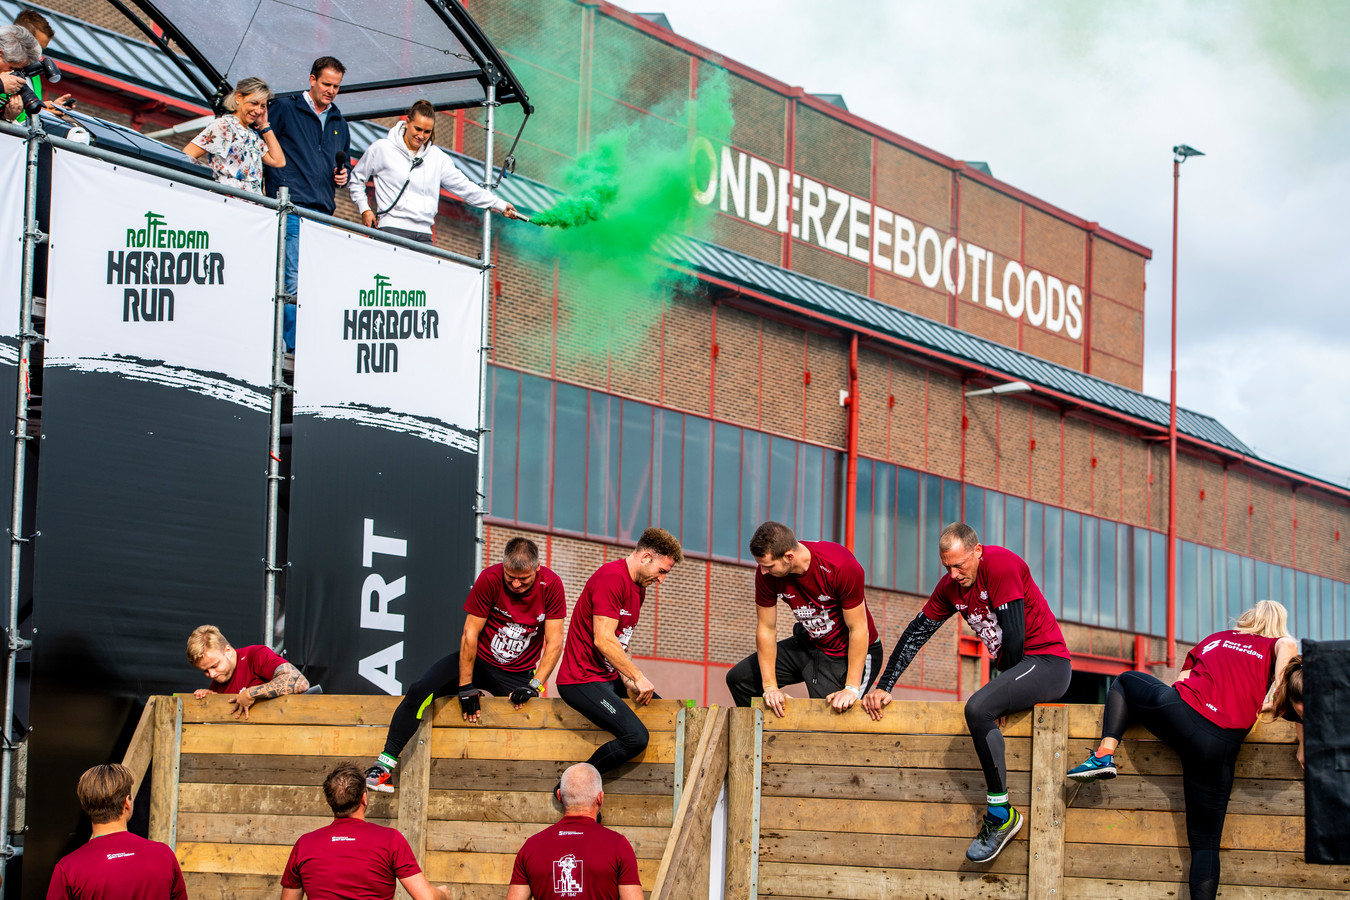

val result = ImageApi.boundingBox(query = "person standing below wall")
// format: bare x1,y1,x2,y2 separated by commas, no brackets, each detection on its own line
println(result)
263,56,350,351
186,624,309,719
556,528,681,778
46,764,187,900
185,77,285,194
364,537,566,793
1066,600,1299,900
347,98,519,245
506,763,643,900
725,521,883,716
281,762,450,900
862,522,1072,864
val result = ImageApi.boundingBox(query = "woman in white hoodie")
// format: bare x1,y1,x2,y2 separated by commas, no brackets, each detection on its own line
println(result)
348,99,519,244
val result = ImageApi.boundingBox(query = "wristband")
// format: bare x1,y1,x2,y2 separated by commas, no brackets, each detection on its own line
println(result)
529,677,544,692
258,125,273,134
844,684,862,698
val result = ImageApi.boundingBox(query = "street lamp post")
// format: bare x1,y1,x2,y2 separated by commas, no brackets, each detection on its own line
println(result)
1167,144,1203,668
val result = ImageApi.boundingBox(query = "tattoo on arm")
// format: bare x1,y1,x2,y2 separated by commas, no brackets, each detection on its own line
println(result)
876,612,943,693
248,662,309,700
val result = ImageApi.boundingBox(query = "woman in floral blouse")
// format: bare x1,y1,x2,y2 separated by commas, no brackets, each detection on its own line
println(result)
185,77,285,194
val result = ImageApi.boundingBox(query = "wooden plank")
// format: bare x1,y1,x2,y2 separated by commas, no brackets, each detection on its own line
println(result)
762,763,1032,805
758,861,1026,899
430,727,676,763
1063,843,1350,891
1066,704,1299,744
424,851,660,890
177,812,394,845
724,707,758,900
1061,876,1350,900
762,731,1031,771
397,713,434,866
182,693,401,725
1065,773,1304,816
425,819,669,858
149,696,182,847
178,781,393,819
122,697,158,802
677,705,707,804
431,757,672,794
761,699,1033,737
761,796,1016,841
181,723,387,757
758,829,1027,875
177,842,291,876
651,707,729,900
179,695,682,730
182,872,280,900
180,754,365,786
1064,807,1304,851
1028,704,1067,899
427,789,672,828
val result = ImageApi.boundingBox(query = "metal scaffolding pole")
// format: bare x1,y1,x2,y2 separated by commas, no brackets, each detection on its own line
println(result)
1,117,44,891
474,82,497,576
263,188,291,649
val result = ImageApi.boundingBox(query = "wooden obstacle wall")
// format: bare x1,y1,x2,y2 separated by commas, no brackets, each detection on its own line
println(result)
124,695,713,900
724,699,1347,900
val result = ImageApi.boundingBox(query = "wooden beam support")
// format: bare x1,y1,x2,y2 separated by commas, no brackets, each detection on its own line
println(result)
122,696,159,802
724,706,761,899
650,707,729,900
396,711,435,900
149,695,182,848
1028,703,1068,898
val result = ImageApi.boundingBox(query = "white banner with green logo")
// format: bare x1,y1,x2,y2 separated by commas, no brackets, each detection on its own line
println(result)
44,150,275,399
292,220,483,443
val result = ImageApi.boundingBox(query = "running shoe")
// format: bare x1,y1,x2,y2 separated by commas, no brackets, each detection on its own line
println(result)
365,763,395,793
965,807,1022,863
1066,751,1117,782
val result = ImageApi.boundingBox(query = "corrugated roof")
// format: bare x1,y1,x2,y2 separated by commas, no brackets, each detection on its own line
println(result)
3,0,207,104
26,1,1255,463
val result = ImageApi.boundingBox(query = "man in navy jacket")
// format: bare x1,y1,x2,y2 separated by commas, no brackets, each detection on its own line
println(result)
264,56,351,349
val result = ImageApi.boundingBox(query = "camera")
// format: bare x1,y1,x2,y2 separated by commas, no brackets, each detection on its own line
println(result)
11,57,60,117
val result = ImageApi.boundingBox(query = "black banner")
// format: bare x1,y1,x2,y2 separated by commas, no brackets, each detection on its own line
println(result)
286,417,477,693
1304,639,1350,864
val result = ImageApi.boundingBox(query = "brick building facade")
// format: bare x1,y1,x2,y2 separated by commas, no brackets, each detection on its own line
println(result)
33,0,1350,704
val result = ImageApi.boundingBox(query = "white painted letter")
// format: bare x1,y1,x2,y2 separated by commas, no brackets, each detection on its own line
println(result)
966,244,986,305
892,215,917,278
1002,261,1025,318
823,187,850,255
917,227,942,288
363,518,407,566
1065,285,1084,339
801,177,827,246
690,136,717,206
1046,276,1066,333
719,146,746,217
1025,269,1047,327
985,252,1002,311
941,237,966,296
872,207,894,272
359,642,404,694
748,156,776,227
777,167,792,233
362,574,406,632
849,196,872,263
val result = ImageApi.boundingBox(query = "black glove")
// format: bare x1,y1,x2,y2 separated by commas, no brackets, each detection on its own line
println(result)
509,686,539,705
457,683,480,717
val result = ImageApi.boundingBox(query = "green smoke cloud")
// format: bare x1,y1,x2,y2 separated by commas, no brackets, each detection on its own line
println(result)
511,67,734,356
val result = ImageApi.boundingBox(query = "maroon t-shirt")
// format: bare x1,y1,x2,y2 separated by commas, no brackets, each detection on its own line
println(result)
209,644,288,695
754,541,878,657
509,815,641,900
465,563,567,672
281,817,420,900
1177,630,1283,730
557,559,643,685
46,831,187,900
923,545,1069,663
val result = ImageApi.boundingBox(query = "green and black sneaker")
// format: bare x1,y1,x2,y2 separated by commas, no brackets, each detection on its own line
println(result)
965,807,1023,863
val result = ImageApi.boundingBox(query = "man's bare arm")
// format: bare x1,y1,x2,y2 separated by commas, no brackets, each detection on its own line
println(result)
397,871,451,900
505,885,532,900
533,618,565,684
281,886,304,900
249,662,309,700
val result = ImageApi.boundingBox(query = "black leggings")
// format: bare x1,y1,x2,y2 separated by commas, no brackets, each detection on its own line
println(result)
557,679,656,776
964,654,1072,795
381,652,530,759
1101,671,1248,900
725,625,883,707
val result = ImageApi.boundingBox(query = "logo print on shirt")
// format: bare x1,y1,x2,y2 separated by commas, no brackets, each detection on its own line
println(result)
965,608,1003,658
490,620,532,663
106,852,136,860
1201,639,1222,654
980,590,988,601
790,604,835,638
776,593,797,602
553,854,584,896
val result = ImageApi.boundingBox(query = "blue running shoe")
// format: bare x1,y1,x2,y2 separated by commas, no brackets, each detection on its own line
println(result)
1066,751,1117,782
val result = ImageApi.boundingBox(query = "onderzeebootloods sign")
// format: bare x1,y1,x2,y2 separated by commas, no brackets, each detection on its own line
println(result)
691,139,1086,340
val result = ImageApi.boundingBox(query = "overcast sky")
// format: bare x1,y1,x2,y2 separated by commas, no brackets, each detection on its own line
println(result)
657,1,1350,487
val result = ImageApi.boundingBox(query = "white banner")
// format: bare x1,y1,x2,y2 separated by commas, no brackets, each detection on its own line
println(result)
293,220,483,447
45,150,276,402
0,133,25,346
